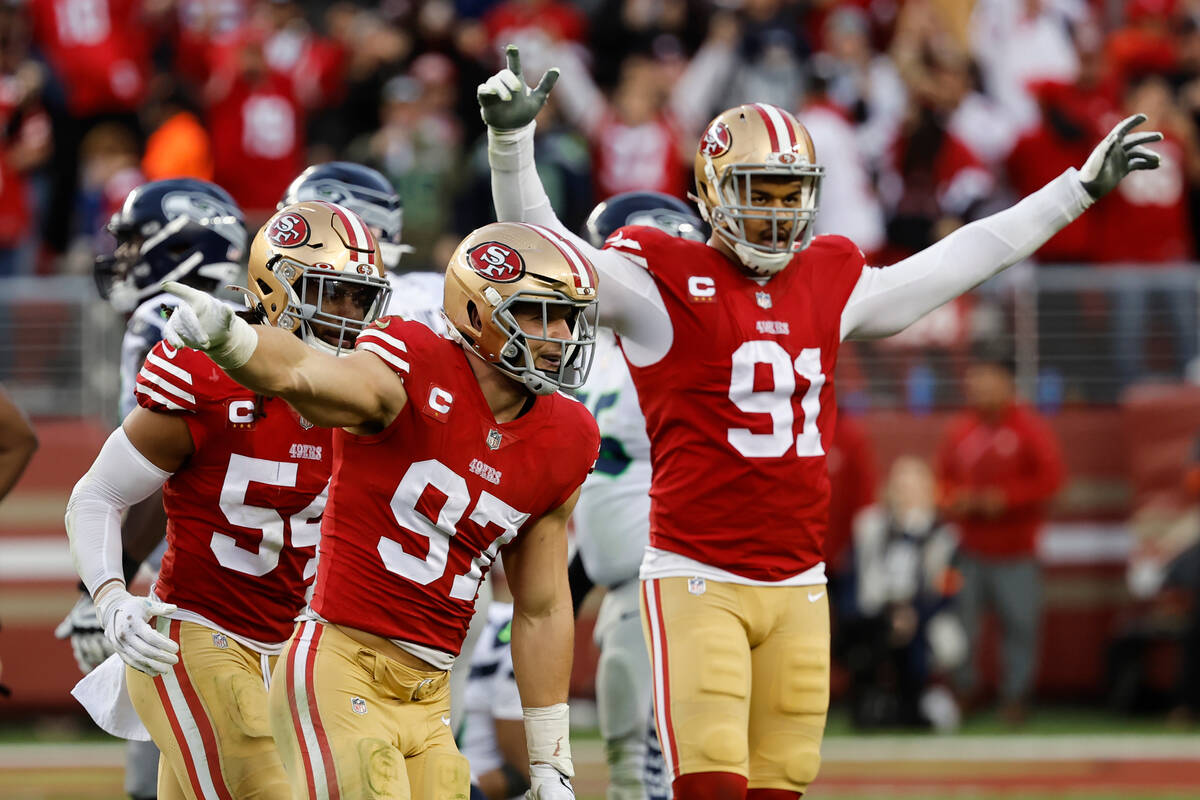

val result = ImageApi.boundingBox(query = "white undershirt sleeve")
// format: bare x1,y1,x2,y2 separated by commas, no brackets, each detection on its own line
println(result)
65,427,172,597
841,168,1094,341
488,124,674,366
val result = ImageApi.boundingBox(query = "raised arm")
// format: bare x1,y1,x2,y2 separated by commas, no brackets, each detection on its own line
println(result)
503,488,580,800
161,282,406,430
842,115,1162,340
480,45,674,365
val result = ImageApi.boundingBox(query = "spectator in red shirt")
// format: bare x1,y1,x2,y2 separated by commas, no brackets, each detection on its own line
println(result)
205,27,304,223
937,345,1065,724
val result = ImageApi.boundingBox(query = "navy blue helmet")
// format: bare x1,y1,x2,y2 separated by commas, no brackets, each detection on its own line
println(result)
583,191,709,249
280,162,410,269
95,178,247,313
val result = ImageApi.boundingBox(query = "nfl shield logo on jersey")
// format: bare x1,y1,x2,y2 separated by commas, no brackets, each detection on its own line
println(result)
755,291,772,309
487,428,503,450
688,576,706,596
211,633,228,649
351,697,368,715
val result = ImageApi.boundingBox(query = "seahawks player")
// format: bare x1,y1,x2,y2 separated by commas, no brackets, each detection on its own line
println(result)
575,192,707,800
56,178,246,800
280,161,449,334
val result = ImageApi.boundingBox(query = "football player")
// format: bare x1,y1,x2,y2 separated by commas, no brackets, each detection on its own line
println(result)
281,161,449,334
477,46,1163,800
66,201,390,800
160,221,602,800
576,191,706,800
58,177,247,800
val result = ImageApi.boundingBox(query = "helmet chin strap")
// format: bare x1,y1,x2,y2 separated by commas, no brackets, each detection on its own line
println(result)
732,240,793,276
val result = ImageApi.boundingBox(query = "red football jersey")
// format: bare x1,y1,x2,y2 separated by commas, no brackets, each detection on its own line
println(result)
135,341,331,644
312,319,600,658
605,227,866,581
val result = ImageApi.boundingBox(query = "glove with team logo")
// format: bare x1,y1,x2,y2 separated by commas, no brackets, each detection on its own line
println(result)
477,44,559,131
1078,113,1163,199
54,592,114,674
94,583,179,676
160,281,258,369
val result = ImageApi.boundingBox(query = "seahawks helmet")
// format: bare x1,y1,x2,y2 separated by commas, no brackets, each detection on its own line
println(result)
95,179,247,313
280,162,411,269
583,191,709,249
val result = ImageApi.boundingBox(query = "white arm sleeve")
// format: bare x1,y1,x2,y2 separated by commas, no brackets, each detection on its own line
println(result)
65,427,172,597
841,168,1093,340
488,124,674,366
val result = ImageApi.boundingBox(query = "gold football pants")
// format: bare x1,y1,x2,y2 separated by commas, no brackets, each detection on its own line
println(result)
640,577,830,793
125,618,289,800
267,620,470,800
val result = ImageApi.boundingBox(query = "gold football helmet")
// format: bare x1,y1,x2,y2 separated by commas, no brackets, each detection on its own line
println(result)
246,201,391,354
444,222,599,395
693,103,824,276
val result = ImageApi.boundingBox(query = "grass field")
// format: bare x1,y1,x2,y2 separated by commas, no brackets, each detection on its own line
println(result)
2,708,1198,800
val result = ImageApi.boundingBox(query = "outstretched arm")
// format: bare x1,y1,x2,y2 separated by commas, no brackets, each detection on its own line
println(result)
843,115,1162,340
161,282,406,430
480,45,674,365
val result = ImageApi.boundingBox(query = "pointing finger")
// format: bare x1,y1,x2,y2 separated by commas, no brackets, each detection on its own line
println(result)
533,67,560,99
505,44,522,78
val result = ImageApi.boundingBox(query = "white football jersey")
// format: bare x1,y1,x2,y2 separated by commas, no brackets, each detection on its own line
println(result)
121,293,182,418
574,328,652,588
386,270,450,335
459,601,523,780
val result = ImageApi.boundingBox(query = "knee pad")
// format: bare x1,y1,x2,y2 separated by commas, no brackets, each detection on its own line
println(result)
411,750,471,800
700,726,748,765
596,612,652,740
357,737,406,800
221,670,271,738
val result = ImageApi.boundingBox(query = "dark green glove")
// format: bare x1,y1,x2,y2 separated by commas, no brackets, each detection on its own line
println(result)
1078,113,1163,199
477,44,560,131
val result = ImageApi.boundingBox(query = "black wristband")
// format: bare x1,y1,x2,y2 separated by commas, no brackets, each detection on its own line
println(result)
501,763,530,798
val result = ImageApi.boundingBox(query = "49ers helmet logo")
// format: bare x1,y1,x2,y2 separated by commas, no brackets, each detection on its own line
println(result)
700,121,732,158
267,213,310,248
467,242,525,283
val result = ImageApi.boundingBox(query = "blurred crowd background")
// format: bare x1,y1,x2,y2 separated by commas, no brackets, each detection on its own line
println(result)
3,0,1200,741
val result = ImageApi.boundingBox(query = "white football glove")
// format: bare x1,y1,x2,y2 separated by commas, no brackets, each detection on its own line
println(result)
1078,113,1163,199
160,281,258,369
54,592,114,674
94,585,179,676
526,764,575,800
